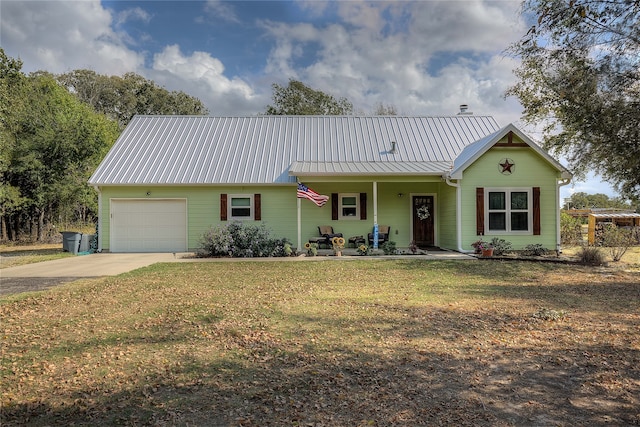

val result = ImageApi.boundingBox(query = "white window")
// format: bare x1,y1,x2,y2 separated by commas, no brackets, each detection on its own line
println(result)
485,188,532,234
228,194,254,220
339,193,359,219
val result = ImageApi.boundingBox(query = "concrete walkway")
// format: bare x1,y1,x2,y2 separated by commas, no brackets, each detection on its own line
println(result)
1,250,474,296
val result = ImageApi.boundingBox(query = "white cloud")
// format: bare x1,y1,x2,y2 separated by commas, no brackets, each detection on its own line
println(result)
203,0,239,23
150,45,261,115
259,1,525,120
114,7,151,27
0,0,144,74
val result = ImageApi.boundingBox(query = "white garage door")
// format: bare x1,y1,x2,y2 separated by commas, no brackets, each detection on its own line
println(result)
110,199,187,252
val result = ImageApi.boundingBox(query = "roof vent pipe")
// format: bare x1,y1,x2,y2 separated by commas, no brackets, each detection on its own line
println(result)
390,141,396,153
458,104,473,115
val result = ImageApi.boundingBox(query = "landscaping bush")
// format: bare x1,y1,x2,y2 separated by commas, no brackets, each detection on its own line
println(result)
561,212,583,245
522,244,548,256
489,237,512,256
578,246,606,265
198,221,292,257
381,240,397,255
600,223,634,262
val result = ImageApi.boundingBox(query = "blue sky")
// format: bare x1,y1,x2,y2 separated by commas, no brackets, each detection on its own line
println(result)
0,0,617,200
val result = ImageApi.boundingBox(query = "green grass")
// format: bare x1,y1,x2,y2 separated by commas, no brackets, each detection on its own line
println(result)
0,245,74,269
1,260,639,426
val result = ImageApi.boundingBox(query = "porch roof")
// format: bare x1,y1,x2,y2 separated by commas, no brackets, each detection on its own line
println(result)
289,161,452,176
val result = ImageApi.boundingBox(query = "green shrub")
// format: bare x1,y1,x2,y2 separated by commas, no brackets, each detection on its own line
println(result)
523,244,548,256
381,241,397,255
578,246,606,265
561,212,583,245
198,221,292,258
489,237,512,256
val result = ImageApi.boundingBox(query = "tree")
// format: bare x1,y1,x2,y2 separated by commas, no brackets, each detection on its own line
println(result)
507,0,640,201
58,70,209,129
373,103,398,115
563,192,637,211
265,79,353,115
1,52,120,241
0,49,28,240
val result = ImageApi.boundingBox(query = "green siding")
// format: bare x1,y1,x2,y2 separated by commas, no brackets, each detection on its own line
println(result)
460,145,561,251
437,182,458,249
97,143,562,253
99,181,443,252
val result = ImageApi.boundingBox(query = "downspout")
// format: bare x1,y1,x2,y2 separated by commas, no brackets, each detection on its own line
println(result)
556,177,571,254
92,185,102,252
444,176,472,253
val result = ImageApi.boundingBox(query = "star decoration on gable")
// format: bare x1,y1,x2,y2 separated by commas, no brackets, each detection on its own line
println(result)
499,158,515,174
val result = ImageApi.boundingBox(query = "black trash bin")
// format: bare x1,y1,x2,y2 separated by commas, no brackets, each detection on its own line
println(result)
61,231,82,255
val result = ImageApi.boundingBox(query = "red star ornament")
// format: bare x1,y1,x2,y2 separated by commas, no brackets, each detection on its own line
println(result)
499,158,515,174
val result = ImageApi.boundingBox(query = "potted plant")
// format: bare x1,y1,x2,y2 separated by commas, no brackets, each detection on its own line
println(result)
471,239,493,256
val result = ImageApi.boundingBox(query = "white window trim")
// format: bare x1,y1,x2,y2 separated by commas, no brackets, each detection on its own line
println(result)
485,187,533,235
228,194,254,221
338,193,360,220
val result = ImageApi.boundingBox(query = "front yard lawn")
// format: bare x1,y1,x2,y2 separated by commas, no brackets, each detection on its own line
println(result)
1,260,639,426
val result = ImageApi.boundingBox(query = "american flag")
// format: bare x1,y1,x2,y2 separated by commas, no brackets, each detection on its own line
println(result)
297,183,329,207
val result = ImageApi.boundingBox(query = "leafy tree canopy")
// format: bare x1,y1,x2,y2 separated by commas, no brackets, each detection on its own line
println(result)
563,192,637,211
0,50,120,240
265,79,353,115
57,70,209,129
507,0,640,201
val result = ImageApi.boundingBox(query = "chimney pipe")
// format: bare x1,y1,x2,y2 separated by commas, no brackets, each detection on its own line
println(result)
457,104,472,115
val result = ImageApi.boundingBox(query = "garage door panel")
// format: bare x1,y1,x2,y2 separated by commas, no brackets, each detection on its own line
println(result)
111,199,187,252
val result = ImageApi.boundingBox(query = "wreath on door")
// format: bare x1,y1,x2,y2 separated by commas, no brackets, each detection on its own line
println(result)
416,205,430,220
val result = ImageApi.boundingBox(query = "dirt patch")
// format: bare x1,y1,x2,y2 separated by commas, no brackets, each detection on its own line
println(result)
0,277,83,296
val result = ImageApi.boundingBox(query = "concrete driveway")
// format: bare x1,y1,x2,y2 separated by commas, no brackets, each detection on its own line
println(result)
1,253,180,296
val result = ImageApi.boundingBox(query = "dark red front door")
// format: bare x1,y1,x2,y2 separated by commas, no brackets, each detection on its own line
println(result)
412,195,434,248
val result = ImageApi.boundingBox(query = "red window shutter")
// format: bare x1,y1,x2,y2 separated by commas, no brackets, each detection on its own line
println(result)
332,193,338,220
360,193,367,220
533,187,541,235
220,194,227,221
254,194,261,221
476,188,484,235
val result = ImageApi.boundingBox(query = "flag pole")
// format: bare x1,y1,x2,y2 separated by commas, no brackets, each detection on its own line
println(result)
297,194,301,252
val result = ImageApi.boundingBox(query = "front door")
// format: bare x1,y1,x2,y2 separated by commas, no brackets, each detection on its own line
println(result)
412,195,434,248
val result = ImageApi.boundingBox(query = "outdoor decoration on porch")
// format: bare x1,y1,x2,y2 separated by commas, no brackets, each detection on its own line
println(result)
416,205,430,220
331,236,345,256
303,242,318,256
356,244,370,256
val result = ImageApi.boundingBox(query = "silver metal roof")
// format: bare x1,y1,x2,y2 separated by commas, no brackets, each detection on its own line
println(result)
590,213,640,218
89,115,501,185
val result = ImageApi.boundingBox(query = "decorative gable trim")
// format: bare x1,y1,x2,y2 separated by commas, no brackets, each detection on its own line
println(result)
493,131,529,147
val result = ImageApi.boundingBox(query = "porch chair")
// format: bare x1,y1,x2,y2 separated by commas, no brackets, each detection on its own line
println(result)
312,225,343,249
368,225,390,246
